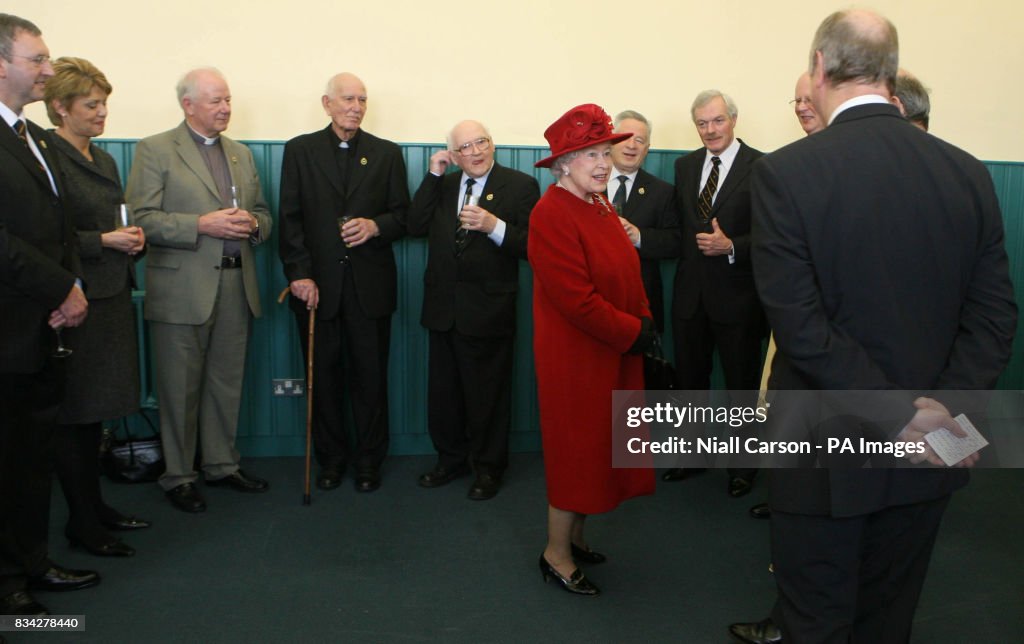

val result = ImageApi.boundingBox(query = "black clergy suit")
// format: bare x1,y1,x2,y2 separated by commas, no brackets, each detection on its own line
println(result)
279,126,409,474
407,163,539,476
751,102,1017,642
0,120,78,595
615,168,677,333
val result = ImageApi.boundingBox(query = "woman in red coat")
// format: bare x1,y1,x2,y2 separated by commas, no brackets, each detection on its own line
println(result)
530,104,656,596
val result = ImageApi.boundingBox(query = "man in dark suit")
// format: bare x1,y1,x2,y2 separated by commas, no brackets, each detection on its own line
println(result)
127,68,273,513
609,110,677,333
407,120,538,500
731,10,1017,643
665,90,765,496
0,13,99,616
279,72,410,493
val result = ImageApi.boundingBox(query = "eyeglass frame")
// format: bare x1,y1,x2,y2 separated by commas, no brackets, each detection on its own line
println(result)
7,53,52,66
453,137,491,155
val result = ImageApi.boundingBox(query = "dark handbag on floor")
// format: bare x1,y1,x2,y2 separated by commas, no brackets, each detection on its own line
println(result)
99,415,165,483
643,335,676,390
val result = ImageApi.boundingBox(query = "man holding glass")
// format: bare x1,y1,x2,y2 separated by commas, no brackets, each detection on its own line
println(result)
0,13,98,615
407,120,538,500
278,72,409,493
126,67,272,513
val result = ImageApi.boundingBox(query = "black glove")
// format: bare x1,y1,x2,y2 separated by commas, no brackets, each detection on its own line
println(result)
627,317,656,355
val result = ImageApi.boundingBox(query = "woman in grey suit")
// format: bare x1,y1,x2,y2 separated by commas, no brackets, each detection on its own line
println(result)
45,57,149,557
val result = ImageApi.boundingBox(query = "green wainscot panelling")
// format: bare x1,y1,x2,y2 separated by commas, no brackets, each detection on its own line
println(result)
98,140,1024,457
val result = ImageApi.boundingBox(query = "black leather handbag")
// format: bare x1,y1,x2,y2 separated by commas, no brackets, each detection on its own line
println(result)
99,415,165,483
643,335,676,390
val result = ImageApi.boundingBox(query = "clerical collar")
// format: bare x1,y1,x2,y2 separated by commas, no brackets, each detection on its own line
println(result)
186,123,220,146
330,127,361,150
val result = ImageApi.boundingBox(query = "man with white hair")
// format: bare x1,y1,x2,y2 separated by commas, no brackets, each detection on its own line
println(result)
407,120,538,500
279,72,410,494
127,67,273,513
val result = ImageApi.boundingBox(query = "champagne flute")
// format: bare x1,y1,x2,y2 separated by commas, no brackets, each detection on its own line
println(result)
337,215,354,248
53,327,72,358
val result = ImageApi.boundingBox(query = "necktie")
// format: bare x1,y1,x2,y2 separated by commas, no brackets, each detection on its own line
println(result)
455,177,475,253
697,156,721,223
612,175,628,213
13,119,45,174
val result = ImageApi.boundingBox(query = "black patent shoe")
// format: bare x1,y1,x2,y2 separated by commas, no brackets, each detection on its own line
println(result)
27,564,100,592
571,543,607,564
102,514,151,531
538,555,600,596
0,590,48,615
66,530,136,558
729,618,782,643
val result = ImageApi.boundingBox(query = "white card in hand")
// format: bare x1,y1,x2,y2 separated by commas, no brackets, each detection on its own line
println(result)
924,413,988,466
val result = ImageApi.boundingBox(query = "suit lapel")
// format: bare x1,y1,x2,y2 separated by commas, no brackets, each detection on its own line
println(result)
222,138,244,207
625,169,651,218
710,141,750,216
461,163,505,254
172,124,221,203
345,130,370,199
312,126,346,199
1,121,56,192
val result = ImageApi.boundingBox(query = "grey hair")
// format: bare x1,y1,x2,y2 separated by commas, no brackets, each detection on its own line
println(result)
614,110,652,138
810,10,899,93
894,72,930,131
446,121,493,151
549,151,581,179
0,13,41,61
690,90,738,121
176,67,226,103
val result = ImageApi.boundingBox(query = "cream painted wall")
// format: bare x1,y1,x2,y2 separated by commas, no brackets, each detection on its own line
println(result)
11,1,1023,160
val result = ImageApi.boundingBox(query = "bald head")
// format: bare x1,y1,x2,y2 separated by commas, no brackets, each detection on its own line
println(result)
448,119,494,179
322,72,367,140
793,72,823,135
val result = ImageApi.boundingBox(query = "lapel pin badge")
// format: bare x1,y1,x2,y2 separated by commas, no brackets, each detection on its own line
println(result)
638,187,645,195
231,156,238,164
486,193,493,201
360,157,368,166
40,139,47,149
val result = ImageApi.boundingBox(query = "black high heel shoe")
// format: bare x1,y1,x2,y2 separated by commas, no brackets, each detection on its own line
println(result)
66,530,135,558
571,543,607,564
538,555,600,596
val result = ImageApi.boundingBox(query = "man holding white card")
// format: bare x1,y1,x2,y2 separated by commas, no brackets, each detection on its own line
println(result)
743,9,1018,644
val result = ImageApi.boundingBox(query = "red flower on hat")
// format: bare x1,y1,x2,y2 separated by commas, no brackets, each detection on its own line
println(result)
561,104,613,147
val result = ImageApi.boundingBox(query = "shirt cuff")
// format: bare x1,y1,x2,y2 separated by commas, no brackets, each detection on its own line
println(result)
727,243,736,264
488,218,507,246
634,230,642,249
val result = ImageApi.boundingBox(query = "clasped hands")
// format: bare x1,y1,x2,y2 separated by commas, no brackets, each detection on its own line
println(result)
198,207,258,240
101,226,146,255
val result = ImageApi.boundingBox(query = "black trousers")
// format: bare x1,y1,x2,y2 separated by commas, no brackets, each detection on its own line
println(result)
292,269,391,472
427,329,514,477
0,365,63,595
770,495,951,643
53,422,119,543
672,300,765,480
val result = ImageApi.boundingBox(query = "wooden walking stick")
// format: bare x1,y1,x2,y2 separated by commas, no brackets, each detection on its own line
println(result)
278,287,315,506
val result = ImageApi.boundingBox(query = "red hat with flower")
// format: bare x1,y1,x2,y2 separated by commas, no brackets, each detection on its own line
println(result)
535,103,632,168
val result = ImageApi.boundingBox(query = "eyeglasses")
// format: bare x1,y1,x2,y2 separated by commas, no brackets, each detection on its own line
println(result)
9,53,51,66
454,137,491,155
789,97,813,106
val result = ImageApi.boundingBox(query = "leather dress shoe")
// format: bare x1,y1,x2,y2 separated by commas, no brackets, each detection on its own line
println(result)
27,564,100,592
206,469,269,493
317,465,345,490
571,543,607,564
661,467,706,482
467,473,501,500
354,469,381,493
0,590,48,615
418,463,469,488
539,555,600,596
729,618,782,643
102,514,151,531
729,477,754,498
749,502,771,519
166,482,206,513
66,530,135,558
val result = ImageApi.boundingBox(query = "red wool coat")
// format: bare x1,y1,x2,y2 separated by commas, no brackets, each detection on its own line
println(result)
529,185,655,514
